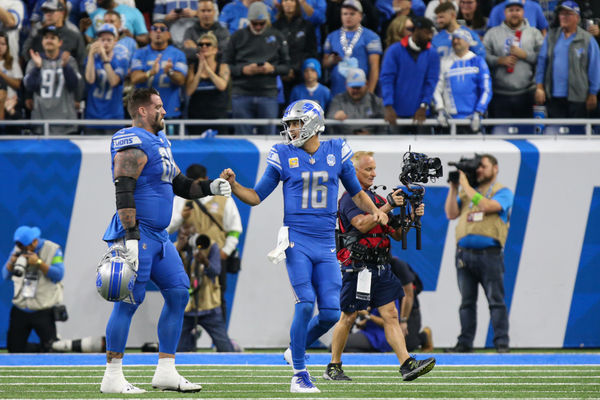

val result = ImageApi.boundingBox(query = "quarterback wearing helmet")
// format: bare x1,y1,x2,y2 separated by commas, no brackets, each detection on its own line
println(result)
220,99,388,393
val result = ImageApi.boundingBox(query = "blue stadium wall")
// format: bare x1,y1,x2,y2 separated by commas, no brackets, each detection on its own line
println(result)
0,137,599,349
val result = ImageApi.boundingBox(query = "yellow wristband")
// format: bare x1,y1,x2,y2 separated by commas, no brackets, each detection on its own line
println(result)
472,192,483,206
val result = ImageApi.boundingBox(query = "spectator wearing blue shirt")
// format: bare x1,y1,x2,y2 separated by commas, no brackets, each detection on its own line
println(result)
289,58,331,110
434,29,492,134
535,1,600,121
85,0,148,46
488,0,548,35
432,1,485,59
3,226,65,353
130,21,188,123
323,0,382,97
84,23,129,134
380,16,439,134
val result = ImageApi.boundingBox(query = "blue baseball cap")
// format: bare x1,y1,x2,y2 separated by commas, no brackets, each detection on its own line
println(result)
557,1,580,15
14,226,41,246
97,23,118,37
346,68,366,88
302,58,321,79
505,0,524,8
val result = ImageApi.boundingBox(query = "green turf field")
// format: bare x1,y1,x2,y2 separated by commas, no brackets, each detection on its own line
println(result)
0,365,599,399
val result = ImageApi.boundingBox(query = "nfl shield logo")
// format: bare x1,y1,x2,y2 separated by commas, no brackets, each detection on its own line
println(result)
327,154,336,166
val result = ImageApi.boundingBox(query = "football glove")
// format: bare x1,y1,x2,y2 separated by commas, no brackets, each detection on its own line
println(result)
210,178,232,197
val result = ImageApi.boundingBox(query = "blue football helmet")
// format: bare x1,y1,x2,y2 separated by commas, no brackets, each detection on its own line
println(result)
96,244,137,302
281,100,325,147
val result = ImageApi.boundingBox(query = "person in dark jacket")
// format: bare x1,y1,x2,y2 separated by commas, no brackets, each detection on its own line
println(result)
223,1,291,135
273,0,318,103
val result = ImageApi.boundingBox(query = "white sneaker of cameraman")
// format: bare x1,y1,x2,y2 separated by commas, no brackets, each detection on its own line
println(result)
100,359,146,394
152,358,202,392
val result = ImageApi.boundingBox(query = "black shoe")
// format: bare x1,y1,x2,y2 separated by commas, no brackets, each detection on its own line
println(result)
323,362,352,381
400,357,436,381
444,343,473,353
496,345,510,353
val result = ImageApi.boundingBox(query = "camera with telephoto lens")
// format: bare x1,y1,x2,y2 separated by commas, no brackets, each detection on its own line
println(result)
13,254,27,277
188,233,211,250
448,154,481,187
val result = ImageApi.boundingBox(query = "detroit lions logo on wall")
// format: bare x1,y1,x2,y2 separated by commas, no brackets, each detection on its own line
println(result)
327,154,336,166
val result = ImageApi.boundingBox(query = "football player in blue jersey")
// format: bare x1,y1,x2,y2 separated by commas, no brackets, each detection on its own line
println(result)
220,99,388,393
100,88,231,394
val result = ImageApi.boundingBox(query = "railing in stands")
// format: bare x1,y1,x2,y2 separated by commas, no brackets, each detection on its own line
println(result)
0,118,599,137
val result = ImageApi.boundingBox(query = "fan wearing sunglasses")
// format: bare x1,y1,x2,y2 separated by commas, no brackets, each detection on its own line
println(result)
130,22,188,121
185,32,230,126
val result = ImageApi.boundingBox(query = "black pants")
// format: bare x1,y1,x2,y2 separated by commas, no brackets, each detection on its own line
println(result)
7,307,57,353
488,92,534,118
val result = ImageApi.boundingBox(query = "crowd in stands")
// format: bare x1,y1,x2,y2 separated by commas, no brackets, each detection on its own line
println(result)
0,0,599,135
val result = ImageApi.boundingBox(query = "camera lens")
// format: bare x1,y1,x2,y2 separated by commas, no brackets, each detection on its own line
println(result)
13,255,27,277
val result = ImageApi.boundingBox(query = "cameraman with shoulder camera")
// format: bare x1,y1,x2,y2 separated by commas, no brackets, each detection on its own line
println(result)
174,222,238,352
2,226,64,352
444,154,513,353
324,151,435,382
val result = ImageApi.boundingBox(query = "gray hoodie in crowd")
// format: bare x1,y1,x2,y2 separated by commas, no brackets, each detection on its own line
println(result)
483,20,544,95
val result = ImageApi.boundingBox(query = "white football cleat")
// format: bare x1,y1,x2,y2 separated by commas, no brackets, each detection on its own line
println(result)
290,371,320,393
100,376,146,394
152,372,202,393
283,347,293,365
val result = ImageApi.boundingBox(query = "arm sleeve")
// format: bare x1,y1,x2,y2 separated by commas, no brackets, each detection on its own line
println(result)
472,33,486,59
2,263,11,281
132,8,149,35
305,0,326,25
433,62,445,111
45,248,65,283
339,163,362,198
535,6,549,31
483,32,499,67
421,51,441,105
524,29,543,65
587,39,600,94
535,36,548,85
274,35,291,75
204,243,221,278
380,47,397,106
339,191,364,227
493,188,514,213
63,58,80,91
23,62,41,92
476,58,492,114
166,196,186,234
254,164,281,202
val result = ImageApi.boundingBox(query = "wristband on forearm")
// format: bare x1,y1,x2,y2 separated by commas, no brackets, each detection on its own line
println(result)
471,192,483,206
400,317,408,323
124,223,140,241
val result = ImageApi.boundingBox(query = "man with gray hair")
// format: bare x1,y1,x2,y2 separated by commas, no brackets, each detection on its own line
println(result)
223,1,290,135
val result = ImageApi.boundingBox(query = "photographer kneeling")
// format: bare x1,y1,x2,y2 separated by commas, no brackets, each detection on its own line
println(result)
175,223,239,352
324,151,435,382
3,226,65,352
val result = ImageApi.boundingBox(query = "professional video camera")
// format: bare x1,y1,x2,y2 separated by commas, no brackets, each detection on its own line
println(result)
388,149,443,250
447,154,481,187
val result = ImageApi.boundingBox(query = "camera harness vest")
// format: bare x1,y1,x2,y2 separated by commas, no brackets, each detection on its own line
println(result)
337,190,394,268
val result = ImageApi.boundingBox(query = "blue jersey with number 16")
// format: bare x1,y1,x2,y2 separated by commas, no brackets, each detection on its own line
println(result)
103,126,177,241
254,138,362,239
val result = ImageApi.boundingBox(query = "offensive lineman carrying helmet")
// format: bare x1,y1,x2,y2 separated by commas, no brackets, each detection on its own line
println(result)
97,88,231,394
